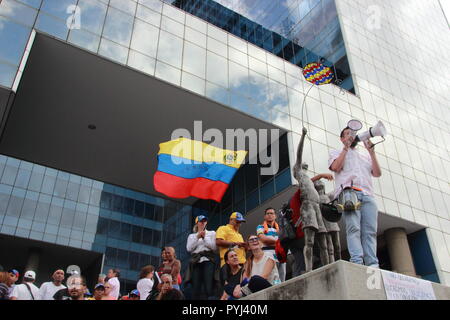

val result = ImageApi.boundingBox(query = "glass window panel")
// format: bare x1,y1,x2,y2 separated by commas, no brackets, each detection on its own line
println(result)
47,203,63,226
17,0,42,9
77,0,107,35
112,194,123,212
157,30,183,69
206,51,227,87
305,97,324,128
153,229,162,247
66,182,80,201
40,0,77,20
108,219,121,238
34,201,50,223
120,222,131,241
268,65,286,85
184,27,206,48
205,82,229,106
20,191,38,220
182,41,205,78
60,207,75,227
154,205,163,222
1,165,18,185
185,13,206,33
100,192,112,209
15,169,31,189
155,60,181,86
130,19,159,58
269,80,289,113
142,228,153,245
102,7,134,46
68,28,98,53
144,203,154,220
35,11,69,40
98,38,129,64
132,225,142,243
230,93,251,114
160,15,184,37
134,200,144,217
139,0,162,13
0,0,37,26
73,212,87,230
229,61,249,96
77,185,91,204
110,0,137,15
162,3,185,24
228,35,247,53
127,50,155,75
207,37,227,58
249,56,267,76
181,72,205,96
27,171,43,191
136,4,161,27
229,47,248,68
96,217,108,235
0,16,31,66
41,175,56,195
123,198,134,215
105,247,117,266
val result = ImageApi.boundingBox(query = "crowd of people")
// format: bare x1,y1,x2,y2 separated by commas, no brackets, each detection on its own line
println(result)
0,123,382,301
0,208,291,301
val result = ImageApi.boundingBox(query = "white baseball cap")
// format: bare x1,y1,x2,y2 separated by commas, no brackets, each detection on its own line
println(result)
24,270,36,280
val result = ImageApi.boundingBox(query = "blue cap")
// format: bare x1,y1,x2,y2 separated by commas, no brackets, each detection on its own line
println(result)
195,215,207,224
94,283,105,290
230,212,246,222
130,289,140,296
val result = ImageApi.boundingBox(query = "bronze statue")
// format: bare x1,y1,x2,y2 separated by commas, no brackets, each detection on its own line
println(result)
292,127,329,272
313,180,341,263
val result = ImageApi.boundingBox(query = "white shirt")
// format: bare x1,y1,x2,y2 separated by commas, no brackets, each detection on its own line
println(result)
39,282,66,300
107,277,120,300
250,252,280,285
11,283,40,300
186,230,217,263
137,278,154,300
329,147,374,199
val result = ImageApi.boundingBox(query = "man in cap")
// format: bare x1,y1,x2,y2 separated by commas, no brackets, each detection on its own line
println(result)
7,269,19,296
10,271,40,300
91,283,105,300
216,212,247,267
39,269,66,300
128,289,140,300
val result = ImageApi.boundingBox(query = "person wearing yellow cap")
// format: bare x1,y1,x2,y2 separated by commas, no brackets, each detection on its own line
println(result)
216,212,247,267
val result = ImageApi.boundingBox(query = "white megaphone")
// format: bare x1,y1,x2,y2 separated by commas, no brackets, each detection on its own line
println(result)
347,120,387,147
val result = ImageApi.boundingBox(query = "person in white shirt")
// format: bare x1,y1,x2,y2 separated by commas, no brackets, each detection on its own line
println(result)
186,215,217,300
137,265,155,300
10,270,40,300
106,268,120,300
39,269,66,300
329,126,382,267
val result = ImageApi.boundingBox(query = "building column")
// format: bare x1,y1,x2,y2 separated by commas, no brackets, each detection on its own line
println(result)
24,247,41,273
384,228,417,277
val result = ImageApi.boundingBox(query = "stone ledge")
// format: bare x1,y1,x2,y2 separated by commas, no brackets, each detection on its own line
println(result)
242,260,450,300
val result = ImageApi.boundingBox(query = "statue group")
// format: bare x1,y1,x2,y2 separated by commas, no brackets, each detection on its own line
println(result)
278,127,341,274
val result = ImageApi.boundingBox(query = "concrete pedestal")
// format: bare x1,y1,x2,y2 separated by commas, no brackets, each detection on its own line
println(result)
242,260,450,300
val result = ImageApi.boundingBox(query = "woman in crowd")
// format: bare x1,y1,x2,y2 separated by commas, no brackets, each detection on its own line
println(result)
101,282,116,300
243,235,280,285
186,215,217,300
228,235,280,299
137,265,155,301
220,249,243,300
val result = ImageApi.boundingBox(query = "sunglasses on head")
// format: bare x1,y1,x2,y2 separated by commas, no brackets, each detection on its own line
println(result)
248,237,259,243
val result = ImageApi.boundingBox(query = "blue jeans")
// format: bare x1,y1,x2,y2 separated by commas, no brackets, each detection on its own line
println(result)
343,192,379,267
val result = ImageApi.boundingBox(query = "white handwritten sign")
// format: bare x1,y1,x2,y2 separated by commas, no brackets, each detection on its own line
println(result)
381,270,436,300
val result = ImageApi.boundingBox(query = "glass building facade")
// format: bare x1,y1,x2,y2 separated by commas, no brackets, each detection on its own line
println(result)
0,0,449,289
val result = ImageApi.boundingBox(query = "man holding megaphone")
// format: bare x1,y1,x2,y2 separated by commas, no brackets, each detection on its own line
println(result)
328,120,385,268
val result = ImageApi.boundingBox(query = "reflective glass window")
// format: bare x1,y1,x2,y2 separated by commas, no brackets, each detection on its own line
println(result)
102,7,134,47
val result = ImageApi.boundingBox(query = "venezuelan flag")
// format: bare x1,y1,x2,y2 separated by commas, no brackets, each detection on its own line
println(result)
153,138,247,202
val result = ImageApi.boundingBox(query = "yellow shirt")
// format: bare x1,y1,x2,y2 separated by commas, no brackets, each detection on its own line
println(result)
216,224,246,267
